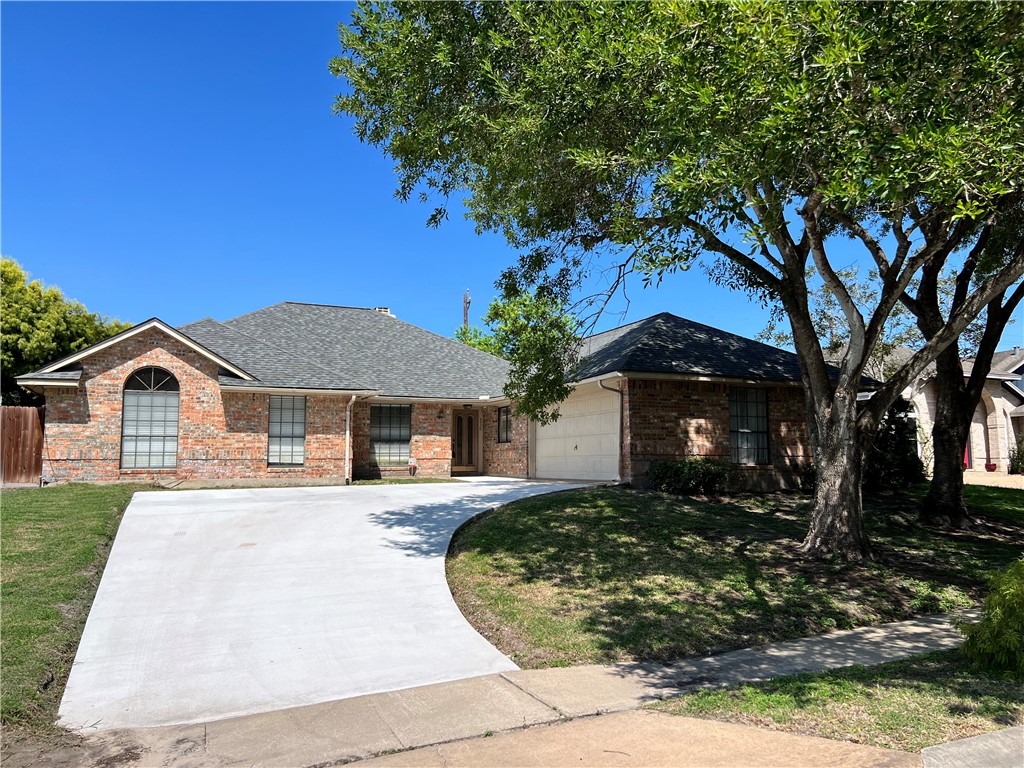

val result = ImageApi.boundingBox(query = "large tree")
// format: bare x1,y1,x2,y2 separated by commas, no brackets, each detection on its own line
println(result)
761,262,1024,528
906,256,1024,528
0,258,131,405
334,1,1024,560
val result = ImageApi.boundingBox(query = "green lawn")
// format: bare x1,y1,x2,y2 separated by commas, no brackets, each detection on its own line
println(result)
446,485,1023,668
1,483,142,734
654,649,1023,752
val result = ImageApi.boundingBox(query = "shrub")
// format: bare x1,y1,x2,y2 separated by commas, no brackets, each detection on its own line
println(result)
647,457,736,496
863,398,926,494
1009,436,1024,475
958,556,1024,679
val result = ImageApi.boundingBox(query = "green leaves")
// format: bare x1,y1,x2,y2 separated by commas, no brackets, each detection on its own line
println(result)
0,259,131,405
483,292,578,424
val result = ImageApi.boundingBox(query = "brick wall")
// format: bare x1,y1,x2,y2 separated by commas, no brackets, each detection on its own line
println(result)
41,328,356,482
621,378,810,490
40,331,545,483
351,401,453,479
481,406,528,477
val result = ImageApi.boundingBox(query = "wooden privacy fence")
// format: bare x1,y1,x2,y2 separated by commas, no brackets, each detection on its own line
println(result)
1,406,44,484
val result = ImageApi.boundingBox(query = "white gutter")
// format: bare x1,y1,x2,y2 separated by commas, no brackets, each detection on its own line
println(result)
344,394,357,485
14,379,81,390
573,371,625,387
222,386,381,397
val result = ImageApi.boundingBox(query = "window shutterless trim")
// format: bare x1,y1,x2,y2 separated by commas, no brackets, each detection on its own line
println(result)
728,387,770,466
497,406,512,443
370,404,411,467
268,395,306,466
121,367,180,469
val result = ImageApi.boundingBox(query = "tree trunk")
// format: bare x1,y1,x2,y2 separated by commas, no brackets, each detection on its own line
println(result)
921,345,973,528
800,401,873,561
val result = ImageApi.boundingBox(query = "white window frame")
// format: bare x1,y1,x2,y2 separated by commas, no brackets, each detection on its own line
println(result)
729,387,769,466
269,395,306,466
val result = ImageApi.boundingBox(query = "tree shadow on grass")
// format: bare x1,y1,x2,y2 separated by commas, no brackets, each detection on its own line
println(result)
665,650,1023,727
448,487,1024,666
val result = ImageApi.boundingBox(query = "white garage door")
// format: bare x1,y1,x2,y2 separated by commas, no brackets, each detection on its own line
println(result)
535,385,619,481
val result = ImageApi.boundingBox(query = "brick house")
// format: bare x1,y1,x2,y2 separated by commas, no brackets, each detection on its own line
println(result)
529,313,812,489
17,305,813,488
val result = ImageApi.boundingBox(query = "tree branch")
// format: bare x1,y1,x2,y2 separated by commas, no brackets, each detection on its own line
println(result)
863,243,1024,425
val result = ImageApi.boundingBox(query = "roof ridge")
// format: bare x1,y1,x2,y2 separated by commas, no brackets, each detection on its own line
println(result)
647,312,802,356
282,301,380,311
220,301,292,325
584,312,664,342
376,311,510,363
207,317,347,381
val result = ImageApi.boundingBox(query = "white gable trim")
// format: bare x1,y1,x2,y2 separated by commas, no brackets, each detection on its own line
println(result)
36,318,256,381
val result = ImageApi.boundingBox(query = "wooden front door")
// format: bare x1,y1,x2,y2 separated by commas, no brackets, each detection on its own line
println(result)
452,410,478,473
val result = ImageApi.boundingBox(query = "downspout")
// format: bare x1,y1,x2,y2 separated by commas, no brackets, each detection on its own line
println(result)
344,394,356,485
598,375,624,483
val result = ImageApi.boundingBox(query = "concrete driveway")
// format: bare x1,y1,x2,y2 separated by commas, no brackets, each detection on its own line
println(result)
58,477,583,732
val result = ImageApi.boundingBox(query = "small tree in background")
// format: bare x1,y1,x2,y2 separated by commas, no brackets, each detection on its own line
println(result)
0,258,131,405
454,323,503,357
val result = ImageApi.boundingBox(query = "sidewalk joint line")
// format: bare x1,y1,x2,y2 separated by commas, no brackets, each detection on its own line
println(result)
497,672,567,719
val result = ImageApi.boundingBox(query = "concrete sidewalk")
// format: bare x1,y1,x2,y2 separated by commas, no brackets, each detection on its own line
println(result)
64,611,985,768
361,710,921,767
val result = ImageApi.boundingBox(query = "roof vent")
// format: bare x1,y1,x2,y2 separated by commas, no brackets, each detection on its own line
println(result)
374,307,394,317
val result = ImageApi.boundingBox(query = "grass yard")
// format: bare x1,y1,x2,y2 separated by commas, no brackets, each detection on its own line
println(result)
446,485,1023,668
654,649,1023,752
1,483,142,736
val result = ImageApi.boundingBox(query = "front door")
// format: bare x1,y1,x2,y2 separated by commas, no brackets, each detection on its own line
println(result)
452,410,478,473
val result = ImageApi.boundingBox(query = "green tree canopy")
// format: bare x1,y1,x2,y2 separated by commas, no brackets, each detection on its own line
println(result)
334,1,1024,559
453,323,503,357
1,258,131,405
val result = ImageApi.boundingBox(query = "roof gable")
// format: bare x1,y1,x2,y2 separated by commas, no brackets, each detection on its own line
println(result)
30,319,255,381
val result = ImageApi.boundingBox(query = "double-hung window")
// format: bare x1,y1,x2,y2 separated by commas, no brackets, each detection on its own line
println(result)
497,406,512,443
729,388,769,465
269,395,306,466
370,404,411,467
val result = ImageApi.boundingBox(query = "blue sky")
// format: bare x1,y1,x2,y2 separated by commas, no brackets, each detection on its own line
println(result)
3,2,1022,351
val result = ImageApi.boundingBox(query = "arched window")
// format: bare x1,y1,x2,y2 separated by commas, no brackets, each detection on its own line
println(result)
121,367,180,469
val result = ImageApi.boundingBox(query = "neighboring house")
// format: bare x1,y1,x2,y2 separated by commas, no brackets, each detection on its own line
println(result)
904,347,1024,474
17,305,814,488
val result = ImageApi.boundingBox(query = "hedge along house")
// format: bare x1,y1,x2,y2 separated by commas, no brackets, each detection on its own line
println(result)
18,304,814,488
16,302,527,483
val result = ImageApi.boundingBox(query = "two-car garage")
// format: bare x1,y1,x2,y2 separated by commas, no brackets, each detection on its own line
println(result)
532,382,620,482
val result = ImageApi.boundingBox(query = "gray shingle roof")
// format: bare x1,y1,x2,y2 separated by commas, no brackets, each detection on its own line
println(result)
178,317,372,391
982,348,1024,375
15,369,82,383
184,303,510,399
576,312,811,383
